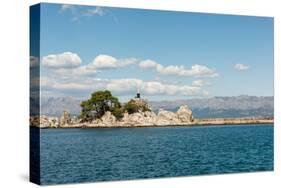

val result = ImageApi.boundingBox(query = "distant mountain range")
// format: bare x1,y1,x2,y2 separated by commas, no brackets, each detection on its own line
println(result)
39,95,274,118
40,97,81,117
150,95,273,118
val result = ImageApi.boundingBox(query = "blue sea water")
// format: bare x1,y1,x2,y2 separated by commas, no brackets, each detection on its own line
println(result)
37,124,273,185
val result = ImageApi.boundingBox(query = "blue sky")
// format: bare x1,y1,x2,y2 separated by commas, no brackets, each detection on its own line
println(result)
35,3,274,101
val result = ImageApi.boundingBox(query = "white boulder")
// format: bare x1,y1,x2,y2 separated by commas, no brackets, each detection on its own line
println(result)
101,111,116,126
59,111,71,127
177,105,193,122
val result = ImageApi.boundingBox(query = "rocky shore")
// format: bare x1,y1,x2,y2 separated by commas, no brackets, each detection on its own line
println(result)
30,105,273,128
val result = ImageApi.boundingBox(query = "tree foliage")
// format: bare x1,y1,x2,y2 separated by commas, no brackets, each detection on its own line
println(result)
123,99,151,114
80,90,152,122
80,90,122,121
123,100,139,114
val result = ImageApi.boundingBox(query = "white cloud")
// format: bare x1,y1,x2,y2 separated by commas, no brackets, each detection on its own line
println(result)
84,7,104,16
234,63,249,71
42,53,218,79
91,54,138,69
51,65,98,77
139,60,158,69
41,53,138,77
139,60,218,77
157,64,218,77
106,79,142,93
75,65,98,75
41,77,202,97
42,52,82,69
192,80,204,87
91,54,117,69
41,53,214,97
60,4,74,12
60,5,106,21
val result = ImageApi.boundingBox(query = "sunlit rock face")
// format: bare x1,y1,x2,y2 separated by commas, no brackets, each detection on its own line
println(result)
30,115,59,128
156,109,181,125
120,111,157,126
32,105,195,128
132,98,152,112
177,105,193,123
101,111,116,126
59,111,71,127
119,105,193,126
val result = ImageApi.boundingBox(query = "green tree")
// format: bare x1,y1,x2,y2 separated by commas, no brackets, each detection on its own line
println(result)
80,90,122,121
123,100,139,114
111,107,123,120
123,99,151,114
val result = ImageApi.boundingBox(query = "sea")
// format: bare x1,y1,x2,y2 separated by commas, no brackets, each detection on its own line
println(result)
35,124,273,185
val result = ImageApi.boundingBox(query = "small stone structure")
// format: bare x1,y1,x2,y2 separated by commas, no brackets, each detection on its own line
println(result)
59,111,71,127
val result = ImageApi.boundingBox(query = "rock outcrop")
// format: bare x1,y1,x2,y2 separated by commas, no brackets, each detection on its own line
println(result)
85,105,193,127
31,105,194,128
30,111,73,128
121,111,157,126
30,105,273,128
98,111,117,127
35,115,59,128
59,111,71,127
156,109,180,125
177,105,193,122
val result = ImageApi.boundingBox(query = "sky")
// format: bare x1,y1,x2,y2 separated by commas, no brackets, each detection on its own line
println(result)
32,3,274,102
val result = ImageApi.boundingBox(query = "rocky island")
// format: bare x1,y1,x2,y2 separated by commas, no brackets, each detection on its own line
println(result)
30,90,273,128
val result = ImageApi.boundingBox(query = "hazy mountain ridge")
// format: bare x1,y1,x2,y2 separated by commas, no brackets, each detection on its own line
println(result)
150,96,273,118
40,97,81,117
39,95,274,118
